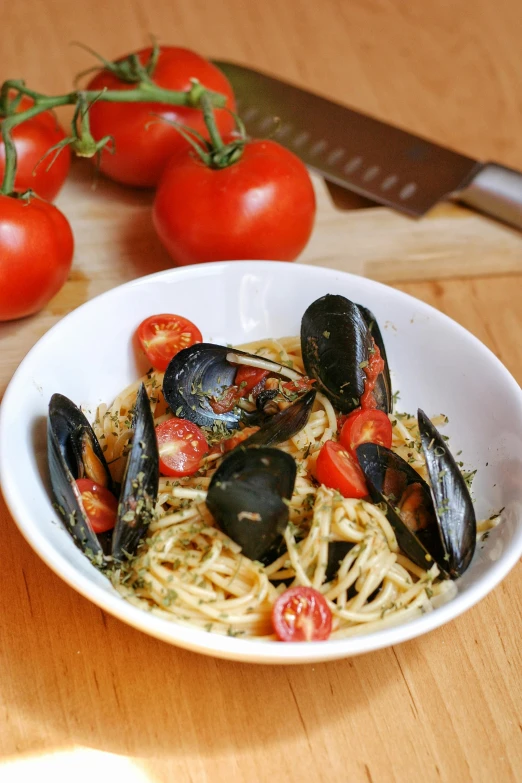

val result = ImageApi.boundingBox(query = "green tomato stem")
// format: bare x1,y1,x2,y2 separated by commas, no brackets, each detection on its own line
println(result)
0,77,228,196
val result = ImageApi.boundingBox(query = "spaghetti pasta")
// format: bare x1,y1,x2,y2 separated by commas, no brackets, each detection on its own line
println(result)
91,334,461,640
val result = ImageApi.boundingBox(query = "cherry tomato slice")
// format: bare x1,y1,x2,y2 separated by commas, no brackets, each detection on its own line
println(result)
339,409,393,458
234,365,270,395
156,418,209,477
272,586,332,642
76,479,118,534
315,441,368,499
137,314,202,372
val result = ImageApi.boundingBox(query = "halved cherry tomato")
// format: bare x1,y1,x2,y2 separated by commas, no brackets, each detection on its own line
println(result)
137,314,202,372
76,479,118,534
340,408,392,459
272,586,332,642
315,441,368,499
234,365,269,395
156,418,209,477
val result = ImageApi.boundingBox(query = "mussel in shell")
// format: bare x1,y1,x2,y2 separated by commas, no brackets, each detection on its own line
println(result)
112,383,159,561
206,446,297,561
48,383,159,564
162,342,306,431
357,409,476,578
301,294,392,414
48,393,110,561
239,389,317,449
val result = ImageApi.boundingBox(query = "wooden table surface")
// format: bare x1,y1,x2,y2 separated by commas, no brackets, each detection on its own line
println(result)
1,2,521,781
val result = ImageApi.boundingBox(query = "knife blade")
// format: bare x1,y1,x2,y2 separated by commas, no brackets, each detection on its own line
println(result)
214,60,522,230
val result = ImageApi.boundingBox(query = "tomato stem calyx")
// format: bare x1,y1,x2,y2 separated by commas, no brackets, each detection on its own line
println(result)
0,45,230,196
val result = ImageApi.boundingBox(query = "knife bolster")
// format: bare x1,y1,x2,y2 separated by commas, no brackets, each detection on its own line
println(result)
455,162,522,231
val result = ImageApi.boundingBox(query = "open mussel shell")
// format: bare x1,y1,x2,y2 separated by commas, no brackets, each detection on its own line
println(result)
112,383,159,561
206,446,297,562
48,393,111,562
356,442,446,575
301,294,391,414
357,304,392,413
163,343,304,431
240,389,317,449
417,409,476,578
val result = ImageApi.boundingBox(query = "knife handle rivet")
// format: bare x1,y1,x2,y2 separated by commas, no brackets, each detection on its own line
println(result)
381,175,399,191
344,156,363,174
400,182,417,200
363,166,380,182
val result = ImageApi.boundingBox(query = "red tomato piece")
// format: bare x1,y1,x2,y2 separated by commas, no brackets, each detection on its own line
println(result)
340,408,392,458
272,586,332,642
0,194,74,321
86,46,236,187
76,479,118,534
282,377,315,395
234,365,269,395
315,441,368,499
0,96,71,201
137,314,202,372
156,418,209,477
153,138,316,266
209,386,241,414
222,426,260,452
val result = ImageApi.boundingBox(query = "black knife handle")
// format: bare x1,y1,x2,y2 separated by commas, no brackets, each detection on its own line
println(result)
455,162,522,231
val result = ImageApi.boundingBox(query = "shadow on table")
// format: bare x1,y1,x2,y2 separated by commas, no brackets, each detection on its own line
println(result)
1,517,402,763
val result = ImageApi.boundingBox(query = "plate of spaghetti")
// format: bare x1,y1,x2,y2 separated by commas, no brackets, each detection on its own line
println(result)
1,261,521,663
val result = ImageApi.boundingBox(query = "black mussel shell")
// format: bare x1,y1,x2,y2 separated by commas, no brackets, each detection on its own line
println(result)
325,540,355,582
112,383,159,561
206,447,297,561
356,443,448,575
240,389,317,449
417,409,476,578
357,304,393,413
48,393,111,561
301,294,391,414
163,343,304,431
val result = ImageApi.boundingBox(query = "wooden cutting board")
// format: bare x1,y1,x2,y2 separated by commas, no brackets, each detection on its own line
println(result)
1,159,521,397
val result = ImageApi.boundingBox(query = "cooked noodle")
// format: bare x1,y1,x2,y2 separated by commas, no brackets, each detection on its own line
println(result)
92,335,460,640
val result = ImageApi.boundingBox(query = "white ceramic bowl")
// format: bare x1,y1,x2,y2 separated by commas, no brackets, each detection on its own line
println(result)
1,261,521,664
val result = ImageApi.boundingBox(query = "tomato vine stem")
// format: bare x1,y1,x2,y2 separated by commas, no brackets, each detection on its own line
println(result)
0,77,228,196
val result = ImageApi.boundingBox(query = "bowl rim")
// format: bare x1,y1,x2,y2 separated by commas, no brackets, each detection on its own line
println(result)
1,260,521,664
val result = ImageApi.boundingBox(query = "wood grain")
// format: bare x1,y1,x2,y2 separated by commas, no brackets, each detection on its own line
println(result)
1,1,522,782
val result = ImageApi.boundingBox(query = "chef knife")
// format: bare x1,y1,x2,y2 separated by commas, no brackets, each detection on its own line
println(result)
214,60,522,230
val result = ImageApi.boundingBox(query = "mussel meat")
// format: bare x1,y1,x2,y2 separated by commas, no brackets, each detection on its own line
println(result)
301,294,392,414
206,446,297,561
162,342,308,430
357,409,476,578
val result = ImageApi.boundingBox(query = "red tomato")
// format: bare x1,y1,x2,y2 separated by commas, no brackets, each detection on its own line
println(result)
156,418,209,477
222,426,260,452
0,96,71,201
86,46,236,187
315,441,368,499
282,377,315,395
272,586,332,642
234,366,269,395
152,138,316,265
0,194,74,321
340,409,392,458
76,478,118,533
209,386,241,414
137,313,202,372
